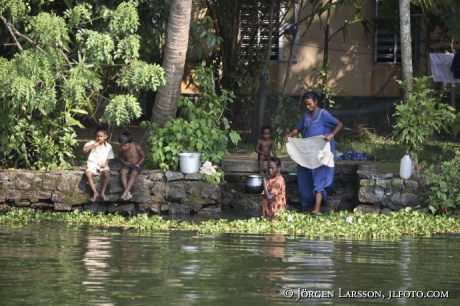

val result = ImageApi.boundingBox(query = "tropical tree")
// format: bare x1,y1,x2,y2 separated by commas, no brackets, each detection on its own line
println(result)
0,1,165,169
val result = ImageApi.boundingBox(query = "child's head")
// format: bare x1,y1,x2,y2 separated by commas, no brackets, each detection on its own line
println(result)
119,132,132,144
267,156,281,178
95,127,108,143
261,125,272,140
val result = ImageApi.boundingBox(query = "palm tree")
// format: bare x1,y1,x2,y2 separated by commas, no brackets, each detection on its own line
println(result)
140,0,193,150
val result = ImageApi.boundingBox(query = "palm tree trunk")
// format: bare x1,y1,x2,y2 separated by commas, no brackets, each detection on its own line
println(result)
140,0,192,151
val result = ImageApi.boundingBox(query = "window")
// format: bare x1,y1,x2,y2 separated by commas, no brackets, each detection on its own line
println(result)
374,1,420,64
238,1,300,61
279,1,300,61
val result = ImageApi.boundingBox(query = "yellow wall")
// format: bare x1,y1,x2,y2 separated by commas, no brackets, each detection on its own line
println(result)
268,1,427,98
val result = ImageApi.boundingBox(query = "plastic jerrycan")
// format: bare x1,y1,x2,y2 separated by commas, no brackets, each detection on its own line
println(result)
399,154,412,179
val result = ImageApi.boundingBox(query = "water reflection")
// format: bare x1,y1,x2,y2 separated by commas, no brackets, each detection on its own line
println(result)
82,235,113,305
1,224,460,305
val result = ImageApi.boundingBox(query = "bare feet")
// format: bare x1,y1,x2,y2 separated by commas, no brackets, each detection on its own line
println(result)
89,193,99,202
121,192,132,201
100,194,108,201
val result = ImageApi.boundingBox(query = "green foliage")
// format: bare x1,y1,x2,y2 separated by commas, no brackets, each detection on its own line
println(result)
108,1,140,35
31,12,70,49
189,15,222,60
0,1,166,169
304,65,338,109
100,94,142,127
202,170,225,185
271,94,302,150
117,60,166,91
3,208,460,238
147,64,241,171
423,148,460,215
392,76,456,151
63,3,92,28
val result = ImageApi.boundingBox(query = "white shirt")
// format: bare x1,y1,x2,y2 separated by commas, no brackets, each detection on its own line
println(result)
430,53,460,87
84,140,114,168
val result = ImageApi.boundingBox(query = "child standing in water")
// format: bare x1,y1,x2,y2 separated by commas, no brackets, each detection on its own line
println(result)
262,156,286,219
83,127,114,202
256,125,276,173
118,132,146,200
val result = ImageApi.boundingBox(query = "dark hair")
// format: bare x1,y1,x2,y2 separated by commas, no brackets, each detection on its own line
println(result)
301,91,319,103
261,125,272,133
95,126,108,135
268,156,281,167
119,132,132,143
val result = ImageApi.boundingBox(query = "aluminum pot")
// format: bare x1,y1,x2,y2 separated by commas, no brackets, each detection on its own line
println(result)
245,175,263,193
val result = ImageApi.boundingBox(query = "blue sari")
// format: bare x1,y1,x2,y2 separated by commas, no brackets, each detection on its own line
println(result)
296,109,339,207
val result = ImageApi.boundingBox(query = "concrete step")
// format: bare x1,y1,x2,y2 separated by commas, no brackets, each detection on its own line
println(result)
222,156,361,176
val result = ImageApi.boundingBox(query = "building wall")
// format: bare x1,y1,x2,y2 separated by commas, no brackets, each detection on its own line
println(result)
268,1,427,98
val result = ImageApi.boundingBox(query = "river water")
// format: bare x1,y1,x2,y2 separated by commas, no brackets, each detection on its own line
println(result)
1,222,459,306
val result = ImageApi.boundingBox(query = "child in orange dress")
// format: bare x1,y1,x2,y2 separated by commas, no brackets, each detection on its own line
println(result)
262,156,286,219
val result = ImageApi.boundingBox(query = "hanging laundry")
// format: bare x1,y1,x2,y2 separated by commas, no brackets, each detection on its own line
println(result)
430,53,460,87
450,52,460,79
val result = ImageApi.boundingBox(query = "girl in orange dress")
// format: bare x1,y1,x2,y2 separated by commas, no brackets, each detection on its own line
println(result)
262,157,286,219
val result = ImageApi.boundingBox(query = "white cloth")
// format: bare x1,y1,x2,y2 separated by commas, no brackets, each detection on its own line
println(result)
286,136,334,169
84,140,114,172
429,53,460,87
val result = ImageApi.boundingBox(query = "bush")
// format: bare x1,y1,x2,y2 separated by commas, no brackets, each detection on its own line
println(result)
146,64,241,171
423,149,460,215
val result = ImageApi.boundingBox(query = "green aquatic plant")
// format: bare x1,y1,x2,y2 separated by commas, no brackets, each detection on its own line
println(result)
2,207,460,239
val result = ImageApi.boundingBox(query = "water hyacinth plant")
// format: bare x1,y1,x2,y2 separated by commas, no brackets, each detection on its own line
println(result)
2,208,460,239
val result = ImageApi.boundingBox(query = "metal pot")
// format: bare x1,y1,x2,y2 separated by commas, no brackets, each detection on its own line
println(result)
245,175,263,193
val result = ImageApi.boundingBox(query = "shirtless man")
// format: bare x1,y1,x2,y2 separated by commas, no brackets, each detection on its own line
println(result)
255,125,277,173
118,132,146,200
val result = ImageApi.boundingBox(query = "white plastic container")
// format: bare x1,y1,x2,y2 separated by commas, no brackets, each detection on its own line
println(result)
179,152,201,174
399,154,412,180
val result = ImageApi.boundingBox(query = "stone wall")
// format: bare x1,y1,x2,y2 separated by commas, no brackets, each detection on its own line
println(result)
221,159,428,214
0,160,428,216
0,161,221,215
354,165,428,214
221,159,359,213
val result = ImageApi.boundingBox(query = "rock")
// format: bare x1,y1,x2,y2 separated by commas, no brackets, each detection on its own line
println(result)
54,203,72,211
165,171,184,182
107,203,135,214
84,203,107,213
167,182,187,200
169,203,190,215
354,205,383,214
201,184,220,200
185,173,203,180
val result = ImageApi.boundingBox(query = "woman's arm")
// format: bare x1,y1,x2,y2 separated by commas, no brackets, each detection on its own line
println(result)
324,121,343,142
284,128,300,142
263,177,274,201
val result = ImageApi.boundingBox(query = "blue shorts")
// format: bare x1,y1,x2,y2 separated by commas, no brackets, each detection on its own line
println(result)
121,164,142,174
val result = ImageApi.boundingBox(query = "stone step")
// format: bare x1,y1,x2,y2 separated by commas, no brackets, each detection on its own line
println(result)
221,156,362,176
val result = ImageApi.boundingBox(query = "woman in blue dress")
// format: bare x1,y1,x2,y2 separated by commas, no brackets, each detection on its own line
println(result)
284,91,343,213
